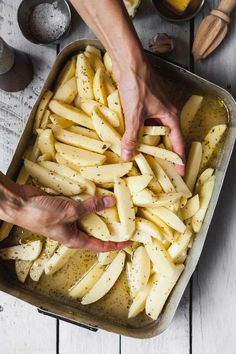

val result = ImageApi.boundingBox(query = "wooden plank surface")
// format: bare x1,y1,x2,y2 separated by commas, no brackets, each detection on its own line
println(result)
0,1,57,353
192,2,236,354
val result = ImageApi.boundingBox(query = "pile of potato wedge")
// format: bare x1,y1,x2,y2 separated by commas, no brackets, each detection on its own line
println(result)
0,46,227,321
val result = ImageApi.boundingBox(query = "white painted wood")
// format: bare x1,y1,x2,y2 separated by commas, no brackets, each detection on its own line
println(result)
0,1,57,353
0,292,56,354
60,322,119,354
192,2,236,354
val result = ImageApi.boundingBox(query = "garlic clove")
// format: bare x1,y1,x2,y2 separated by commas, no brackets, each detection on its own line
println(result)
149,33,174,55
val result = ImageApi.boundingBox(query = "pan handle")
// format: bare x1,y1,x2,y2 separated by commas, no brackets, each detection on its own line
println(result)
37,307,98,332
144,49,189,70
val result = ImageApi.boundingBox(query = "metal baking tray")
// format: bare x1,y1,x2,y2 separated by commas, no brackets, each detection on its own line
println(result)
0,40,235,338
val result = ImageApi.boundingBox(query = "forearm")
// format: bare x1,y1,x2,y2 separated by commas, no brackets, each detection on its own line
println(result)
0,172,23,224
70,0,146,77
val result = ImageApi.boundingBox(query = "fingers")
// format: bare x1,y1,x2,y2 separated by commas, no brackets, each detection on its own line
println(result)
76,196,116,219
121,116,142,161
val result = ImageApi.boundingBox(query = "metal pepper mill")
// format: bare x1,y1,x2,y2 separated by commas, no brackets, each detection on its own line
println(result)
0,37,33,92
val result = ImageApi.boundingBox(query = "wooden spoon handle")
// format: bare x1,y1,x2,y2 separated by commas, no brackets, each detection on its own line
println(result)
218,0,236,14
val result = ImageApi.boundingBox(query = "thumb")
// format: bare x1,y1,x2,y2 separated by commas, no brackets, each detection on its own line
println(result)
79,196,116,218
121,120,142,161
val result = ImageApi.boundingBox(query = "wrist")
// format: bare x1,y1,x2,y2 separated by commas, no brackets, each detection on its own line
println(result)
0,183,25,224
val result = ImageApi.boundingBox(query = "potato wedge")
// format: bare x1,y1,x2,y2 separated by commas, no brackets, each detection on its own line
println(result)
192,175,215,232
86,45,102,59
141,135,160,146
201,124,227,170
50,114,73,129
15,260,33,283
195,168,214,194
128,275,154,318
76,53,94,99
0,240,43,261
104,151,123,164
80,162,132,184
81,251,126,305
151,207,186,234
145,239,176,277
138,144,184,165
44,245,77,275
184,142,202,192
97,251,118,265
181,194,200,220
134,153,162,194
52,126,110,154
95,188,119,222
107,90,125,134
85,51,104,71
143,126,169,136
55,57,76,89
91,108,121,155
139,209,174,241
54,77,77,104
93,67,107,105
180,95,203,137
133,189,181,208
168,228,192,262
55,152,81,172
49,100,94,130
125,175,153,195
136,217,163,241
129,246,150,296
79,213,111,241
145,264,184,320
33,90,53,133
39,161,95,195
30,239,58,281
69,262,105,298
40,109,51,129
103,52,112,74
114,177,136,238
104,73,116,95
68,125,99,140
131,231,152,244
24,159,84,196
38,129,55,158
55,142,106,167
146,155,175,193
156,158,192,198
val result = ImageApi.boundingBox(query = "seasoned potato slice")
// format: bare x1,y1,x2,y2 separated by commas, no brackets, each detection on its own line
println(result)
76,53,94,99
0,240,43,261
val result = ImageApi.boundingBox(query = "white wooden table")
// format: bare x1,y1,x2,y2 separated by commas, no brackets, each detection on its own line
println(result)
0,1,236,353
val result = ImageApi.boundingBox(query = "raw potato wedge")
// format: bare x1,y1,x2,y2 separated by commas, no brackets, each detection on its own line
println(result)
145,155,175,193
128,274,154,318
163,134,173,151
129,246,150,296
180,95,203,137
80,163,132,184
131,230,152,244
104,151,123,164
39,161,95,195
0,240,43,261
68,125,99,140
168,228,192,262
151,207,186,234
182,195,200,220
195,168,214,194
55,142,106,167
114,177,136,238
192,175,215,232
24,159,84,196
91,108,121,155
49,100,94,130
139,209,174,241
15,260,33,283
33,90,53,132
125,175,153,195
40,109,50,129
69,262,105,298
145,239,176,277
49,114,73,129
201,124,227,170
76,53,94,99
132,189,181,208
156,158,192,198
38,129,55,158
79,213,111,241
95,188,119,222
107,90,125,134
97,251,118,265
138,144,184,165
52,126,110,154
85,51,104,71
136,217,163,240
30,239,58,281
55,57,76,89
55,152,81,172
141,135,160,146
145,264,184,320
85,45,102,59
103,52,112,74
184,142,202,192
54,77,78,104
93,67,107,105
81,251,126,305
104,73,116,95
143,126,169,136
134,153,162,194
44,245,77,275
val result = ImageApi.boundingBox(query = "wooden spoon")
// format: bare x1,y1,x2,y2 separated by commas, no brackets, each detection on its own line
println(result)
192,0,236,60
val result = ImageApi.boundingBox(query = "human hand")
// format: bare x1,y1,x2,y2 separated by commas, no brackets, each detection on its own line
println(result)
115,59,185,176
13,184,132,251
